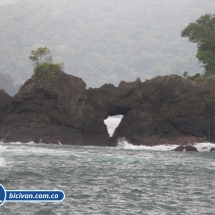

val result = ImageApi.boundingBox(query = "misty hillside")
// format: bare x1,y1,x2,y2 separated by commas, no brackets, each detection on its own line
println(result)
0,0,215,89
0,0,13,5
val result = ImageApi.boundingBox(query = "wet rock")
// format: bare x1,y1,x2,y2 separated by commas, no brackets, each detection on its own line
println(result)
210,147,215,152
174,145,198,152
173,145,185,151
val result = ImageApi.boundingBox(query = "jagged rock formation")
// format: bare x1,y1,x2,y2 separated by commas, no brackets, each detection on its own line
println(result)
1,70,215,146
112,75,215,145
0,71,109,145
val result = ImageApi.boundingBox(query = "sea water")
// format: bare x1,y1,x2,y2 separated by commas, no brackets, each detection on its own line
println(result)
0,117,215,214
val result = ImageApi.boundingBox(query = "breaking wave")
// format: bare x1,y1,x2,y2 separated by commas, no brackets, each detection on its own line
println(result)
0,157,7,167
117,138,215,152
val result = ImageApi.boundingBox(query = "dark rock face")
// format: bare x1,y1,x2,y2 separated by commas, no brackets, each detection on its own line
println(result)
0,71,109,145
87,78,142,119
1,71,215,147
112,75,215,146
173,145,198,152
0,90,12,113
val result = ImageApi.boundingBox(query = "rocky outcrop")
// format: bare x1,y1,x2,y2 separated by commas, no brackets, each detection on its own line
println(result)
0,71,109,145
112,75,215,146
1,70,215,146
173,145,198,152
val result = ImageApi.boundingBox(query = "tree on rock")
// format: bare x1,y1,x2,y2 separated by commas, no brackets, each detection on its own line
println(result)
29,47,64,75
29,47,52,66
181,14,215,81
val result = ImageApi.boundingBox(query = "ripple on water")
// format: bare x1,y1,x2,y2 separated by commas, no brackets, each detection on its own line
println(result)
0,142,215,214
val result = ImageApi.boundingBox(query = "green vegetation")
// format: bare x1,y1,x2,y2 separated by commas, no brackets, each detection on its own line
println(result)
181,14,215,84
0,0,215,88
29,47,64,80
29,47,52,67
34,62,64,74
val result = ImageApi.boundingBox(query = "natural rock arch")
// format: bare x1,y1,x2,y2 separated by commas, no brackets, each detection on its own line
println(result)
87,75,215,146
0,71,215,146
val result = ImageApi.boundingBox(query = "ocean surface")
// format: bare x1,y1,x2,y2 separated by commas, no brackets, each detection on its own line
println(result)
0,116,215,215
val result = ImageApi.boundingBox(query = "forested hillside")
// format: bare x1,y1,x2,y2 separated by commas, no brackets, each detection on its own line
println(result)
0,0,215,90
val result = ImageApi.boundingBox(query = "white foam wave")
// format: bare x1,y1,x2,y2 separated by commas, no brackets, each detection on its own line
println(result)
1,137,215,153
117,139,178,151
194,142,215,152
0,141,85,158
0,158,7,167
117,138,215,152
